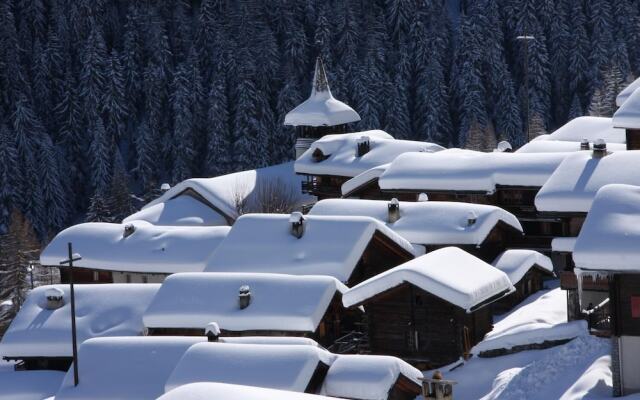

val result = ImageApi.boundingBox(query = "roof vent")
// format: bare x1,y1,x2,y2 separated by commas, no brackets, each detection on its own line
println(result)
496,141,513,153
593,139,607,158
123,223,136,238
205,322,220,342
580,138,590,150
45,288,65,310
418,193,429,202
388,198,400,223
239,285,251,310
160,183,171,192
467,211,478,226
356,136,370,157
290,212,305,238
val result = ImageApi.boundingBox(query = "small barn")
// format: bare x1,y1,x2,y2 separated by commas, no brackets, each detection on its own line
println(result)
573,184,640,396
343,247,514,368
320,355,422,400
294,130,443,199
39,221,230,284
309,198,523,263
142,273,359,346
204,213,416,286
491,250,554,312
0,284,159,371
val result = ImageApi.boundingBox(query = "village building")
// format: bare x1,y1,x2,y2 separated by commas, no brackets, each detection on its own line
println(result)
572,184,640,396
40,221,230,283
320,355,422,400
535,150,640,319
341,163,392,199
616,75,640,108
308,198,523,263
342,247,514,368
285,57,361,159
613,85,640,150
133,161,310,227
158,382,343,400
530,116,626,145
0,284,159,371
516,139,627,153
376,149,568,253
142,273,358,347
203,213,416,286
491,250,554,312
294,130,443,199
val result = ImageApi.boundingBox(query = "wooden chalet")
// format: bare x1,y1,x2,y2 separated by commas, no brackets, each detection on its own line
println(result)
39,221,230,284
343,247,514,368
142,273,360,347
572,184,640,396
615,78,640,151
308,198,524,264
491,250,554,313
203,213,416,287
377,150,569,255
0,284,158,371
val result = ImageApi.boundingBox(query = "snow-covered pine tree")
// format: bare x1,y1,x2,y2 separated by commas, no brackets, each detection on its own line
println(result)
133,118,159,193
170,61,196,183
80,22,108,122
35,135,68,236
567,2,591,110
205,73,232,176
385,49,411,140
89,116,111,196
586,0,614,91
0,124,17,234
85,191,112,223
232,53,260,171
108,150,134,222
104,49,128,144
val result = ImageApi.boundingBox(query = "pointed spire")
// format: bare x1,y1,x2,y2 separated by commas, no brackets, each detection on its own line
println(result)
312,57,330,94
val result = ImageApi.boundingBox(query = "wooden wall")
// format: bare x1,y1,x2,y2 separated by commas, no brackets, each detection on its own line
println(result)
612,274,640,337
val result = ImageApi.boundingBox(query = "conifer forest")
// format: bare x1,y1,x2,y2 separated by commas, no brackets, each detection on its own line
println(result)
0,0,636,242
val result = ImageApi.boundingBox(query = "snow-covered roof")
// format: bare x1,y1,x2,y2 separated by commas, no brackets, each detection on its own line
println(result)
551,237,576,253
343,247,514,312
159,382,342,400
320,355,421,400
492,250,553,285
143,273,347,332
285,58,360,127
143,162,310,222
295,131,444,178
0,369,65,400
39,221,230,274
204,214,416,282
613,86,640,129
341,163,390,196
534,117,625,143
54,336,201,400
0,284,159,358
308,199,522,246
164,342,335,394
379,149,567,192
535,151,640,212
616,77,640,107
123,195,228,226
573,184,640,272
516,140,627,153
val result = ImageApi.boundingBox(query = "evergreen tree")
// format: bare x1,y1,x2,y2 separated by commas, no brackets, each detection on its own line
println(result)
170,61,196,183
108,151,134,222
104,49,128,143
88,117,111,195
205,74,233,175
80,22,108,122
0,124,17,233
85,191,111,222
133,118,158,192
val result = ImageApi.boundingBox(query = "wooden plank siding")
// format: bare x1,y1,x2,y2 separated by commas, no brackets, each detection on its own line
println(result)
611,274,640,337
493,268,550,313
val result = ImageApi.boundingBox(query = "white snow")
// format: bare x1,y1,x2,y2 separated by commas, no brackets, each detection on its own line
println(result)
573,184,640,272
552,237,577,253
308,199,522,246
0,284,159,358
535,151,640,213
204,214,416,283
320,355,421,400
54,336,202,400
217,336,322,347
143,273,347,332
123,195,229,226
534,117,626,144
294,130,443,178
0,368,65,400
164,342,335,394
472,286,587,353
379,149,567,192
614,86,640,129
617,76,640,107
143,162,311,223
158,382,343,400
341,163,390,197
516,140,627,154
343,247,514,312
40,221,230,274
492,250,553,285
284,58,360,127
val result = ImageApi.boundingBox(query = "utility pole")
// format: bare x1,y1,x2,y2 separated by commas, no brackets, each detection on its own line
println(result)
60,243,82,387
516,33,535,142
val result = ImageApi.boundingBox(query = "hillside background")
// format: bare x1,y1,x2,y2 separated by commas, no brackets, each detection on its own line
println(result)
0,0,636,241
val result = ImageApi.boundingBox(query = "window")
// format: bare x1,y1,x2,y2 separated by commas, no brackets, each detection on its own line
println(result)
126,274,132,283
